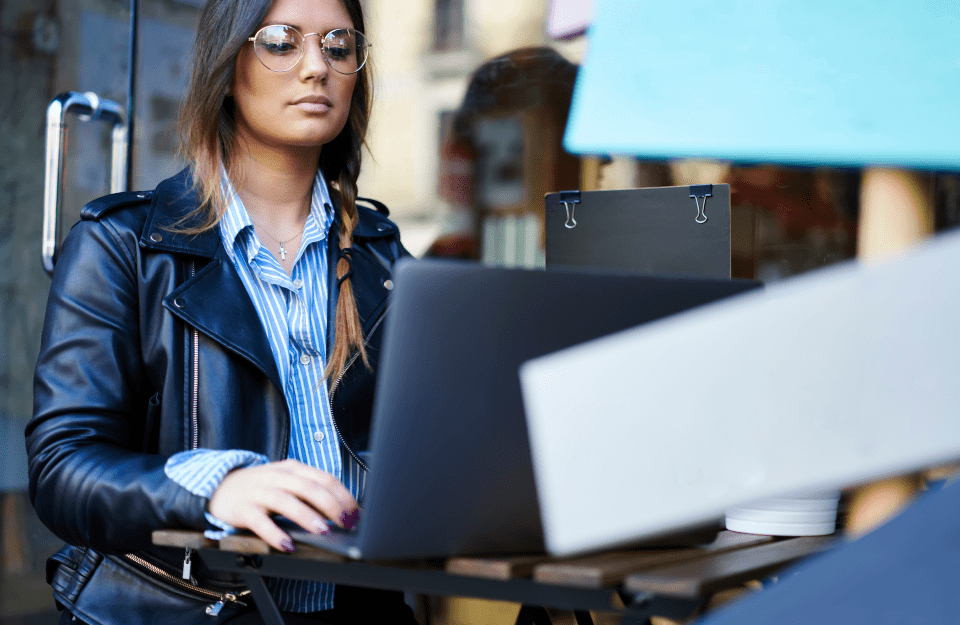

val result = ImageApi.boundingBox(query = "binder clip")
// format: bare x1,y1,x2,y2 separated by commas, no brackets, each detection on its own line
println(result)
689,184,712,224
560,190,580,229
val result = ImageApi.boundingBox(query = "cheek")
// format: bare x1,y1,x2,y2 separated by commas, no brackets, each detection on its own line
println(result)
339,77,358,106
334,78,358,125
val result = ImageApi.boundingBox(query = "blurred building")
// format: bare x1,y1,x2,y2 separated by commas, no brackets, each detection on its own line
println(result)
359,0,590,257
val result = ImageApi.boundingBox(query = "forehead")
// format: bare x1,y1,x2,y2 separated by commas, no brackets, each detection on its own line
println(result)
261,0,354,29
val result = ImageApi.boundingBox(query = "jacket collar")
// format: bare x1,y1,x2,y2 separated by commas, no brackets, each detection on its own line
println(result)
150,168,396,392
140,168,221,258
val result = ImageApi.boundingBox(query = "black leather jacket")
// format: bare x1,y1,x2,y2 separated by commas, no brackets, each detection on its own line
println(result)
27,169,408,617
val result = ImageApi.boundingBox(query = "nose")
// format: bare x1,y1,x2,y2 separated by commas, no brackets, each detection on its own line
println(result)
298,34,330,82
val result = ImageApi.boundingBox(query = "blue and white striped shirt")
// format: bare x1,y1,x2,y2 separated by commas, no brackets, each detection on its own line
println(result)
165,169,365,612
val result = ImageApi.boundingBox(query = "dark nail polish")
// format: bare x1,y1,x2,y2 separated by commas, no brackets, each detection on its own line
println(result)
340,508,360,530
280,538,295,553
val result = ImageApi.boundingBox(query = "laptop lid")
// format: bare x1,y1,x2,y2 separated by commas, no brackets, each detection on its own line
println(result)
545,185,732,278
298,259,757,560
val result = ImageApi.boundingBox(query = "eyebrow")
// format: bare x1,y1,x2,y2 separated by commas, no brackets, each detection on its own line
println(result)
257,21,354,32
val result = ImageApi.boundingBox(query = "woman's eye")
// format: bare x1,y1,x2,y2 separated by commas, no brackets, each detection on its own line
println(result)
262,41,298,55
326,46,351,61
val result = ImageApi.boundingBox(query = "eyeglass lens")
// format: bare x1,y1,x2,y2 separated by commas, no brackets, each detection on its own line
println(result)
254,26,367,74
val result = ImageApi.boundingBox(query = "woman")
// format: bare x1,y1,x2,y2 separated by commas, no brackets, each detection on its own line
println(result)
27,0,416,622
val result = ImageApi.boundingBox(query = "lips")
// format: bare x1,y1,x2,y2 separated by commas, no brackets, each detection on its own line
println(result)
292,95,332,113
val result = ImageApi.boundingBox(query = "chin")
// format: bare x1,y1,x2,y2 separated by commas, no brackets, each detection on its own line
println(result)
292,121,348,147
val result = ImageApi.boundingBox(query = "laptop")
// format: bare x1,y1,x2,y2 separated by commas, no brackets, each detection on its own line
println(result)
545,185,732,279
290,258,759,560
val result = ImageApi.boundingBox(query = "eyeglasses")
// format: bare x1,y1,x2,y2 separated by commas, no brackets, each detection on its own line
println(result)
247,25,370,75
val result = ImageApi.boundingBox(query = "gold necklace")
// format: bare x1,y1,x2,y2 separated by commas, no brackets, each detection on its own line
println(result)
251,220,304,261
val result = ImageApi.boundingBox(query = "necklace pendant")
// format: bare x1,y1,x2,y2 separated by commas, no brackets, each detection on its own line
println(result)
279,243,287,261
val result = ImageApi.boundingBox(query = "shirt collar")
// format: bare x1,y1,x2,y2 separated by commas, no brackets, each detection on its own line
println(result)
218,168,335,265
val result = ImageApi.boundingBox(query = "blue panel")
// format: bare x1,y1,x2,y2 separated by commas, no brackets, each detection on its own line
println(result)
565,0,960,170
698,478,960,625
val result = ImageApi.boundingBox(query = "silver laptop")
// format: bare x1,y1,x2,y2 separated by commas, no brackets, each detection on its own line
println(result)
290,258,758,559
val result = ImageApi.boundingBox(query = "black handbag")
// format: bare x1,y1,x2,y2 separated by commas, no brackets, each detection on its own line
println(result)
47,544,252,625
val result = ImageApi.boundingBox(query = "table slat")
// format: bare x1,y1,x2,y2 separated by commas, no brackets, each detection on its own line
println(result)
623,535,836,598
533,531,772,588
446,554,556,580
151,530,217,550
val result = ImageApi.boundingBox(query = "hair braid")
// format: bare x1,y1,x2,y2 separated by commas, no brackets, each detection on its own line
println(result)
325,165,369,379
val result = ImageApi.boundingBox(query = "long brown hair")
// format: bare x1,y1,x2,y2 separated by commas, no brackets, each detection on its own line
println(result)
178,0,373,379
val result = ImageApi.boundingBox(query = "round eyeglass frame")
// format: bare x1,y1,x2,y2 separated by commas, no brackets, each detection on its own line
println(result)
247,25,371,75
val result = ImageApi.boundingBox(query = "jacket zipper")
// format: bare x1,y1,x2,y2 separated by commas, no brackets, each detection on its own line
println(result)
189,260,199,450
161,262,251,614
327,312,387,473
123,553,249,615
182,261,202,580
329,351,364,470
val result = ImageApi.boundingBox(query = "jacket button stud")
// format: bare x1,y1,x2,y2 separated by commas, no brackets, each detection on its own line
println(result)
383,279,394,290
376,224,387,232
173,297,185,309
137,192,149,199
150,233,163,243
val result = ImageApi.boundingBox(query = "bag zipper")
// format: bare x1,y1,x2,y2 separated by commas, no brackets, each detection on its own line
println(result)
123,553,249,615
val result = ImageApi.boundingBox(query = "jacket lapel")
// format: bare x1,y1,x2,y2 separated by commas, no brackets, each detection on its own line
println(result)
164,253,284,393
145,169,284,393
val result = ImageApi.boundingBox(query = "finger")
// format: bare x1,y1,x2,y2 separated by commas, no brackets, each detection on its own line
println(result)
278,460,359,507
265,490,334,535
271,472,355,529
272,462,360,525
242,509,296,553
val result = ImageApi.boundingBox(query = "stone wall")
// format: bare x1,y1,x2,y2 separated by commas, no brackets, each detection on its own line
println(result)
0,0,60,491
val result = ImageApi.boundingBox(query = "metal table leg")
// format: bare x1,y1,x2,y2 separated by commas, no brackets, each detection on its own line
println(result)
515,605,553,625
240,572,286,625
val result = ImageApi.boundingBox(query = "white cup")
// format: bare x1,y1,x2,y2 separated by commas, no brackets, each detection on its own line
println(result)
725,490,841,536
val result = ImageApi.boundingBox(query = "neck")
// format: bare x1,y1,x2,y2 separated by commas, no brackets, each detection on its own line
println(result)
232,140,322,232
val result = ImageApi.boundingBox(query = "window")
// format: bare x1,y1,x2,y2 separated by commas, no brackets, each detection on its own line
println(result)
433,0,464,51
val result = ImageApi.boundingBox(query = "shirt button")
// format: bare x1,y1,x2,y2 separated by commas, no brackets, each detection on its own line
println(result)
300,354,312,365
293,278,303,289
313,431,325,442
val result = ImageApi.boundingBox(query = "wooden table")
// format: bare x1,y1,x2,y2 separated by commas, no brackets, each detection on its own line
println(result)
153,529,835,625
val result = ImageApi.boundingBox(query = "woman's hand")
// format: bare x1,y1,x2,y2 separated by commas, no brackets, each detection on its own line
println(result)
207,459,359,552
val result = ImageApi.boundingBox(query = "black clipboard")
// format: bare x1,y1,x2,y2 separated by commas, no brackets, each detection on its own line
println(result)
545,184,731,278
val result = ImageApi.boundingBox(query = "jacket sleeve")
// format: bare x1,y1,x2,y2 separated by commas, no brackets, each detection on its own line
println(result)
27,215,208,554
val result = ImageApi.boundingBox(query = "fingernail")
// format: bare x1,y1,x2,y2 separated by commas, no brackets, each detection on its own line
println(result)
340,509,360,530
312,519,330,535
280,538,295,553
